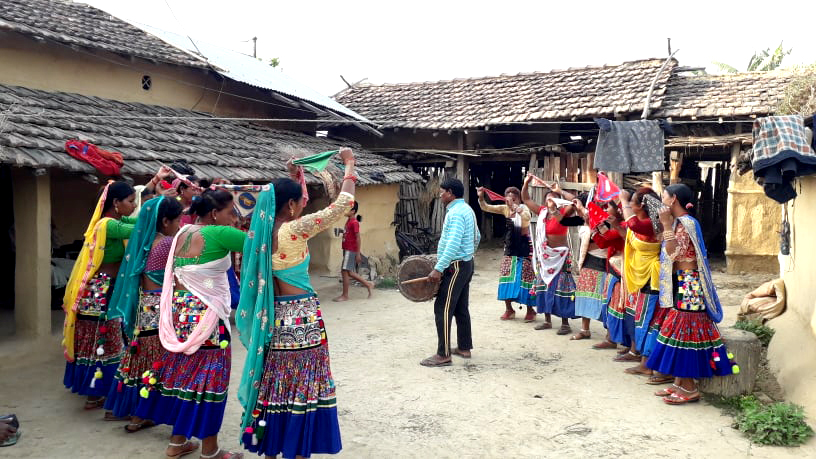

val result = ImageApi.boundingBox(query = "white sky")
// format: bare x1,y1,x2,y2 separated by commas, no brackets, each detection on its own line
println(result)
84,0,816,97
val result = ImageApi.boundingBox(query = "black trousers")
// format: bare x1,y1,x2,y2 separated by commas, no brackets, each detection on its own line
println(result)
434,259,474,357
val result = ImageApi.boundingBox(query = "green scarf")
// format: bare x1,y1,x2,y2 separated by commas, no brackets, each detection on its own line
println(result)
236,184,276,434
107,197,163,339
292,149,337,171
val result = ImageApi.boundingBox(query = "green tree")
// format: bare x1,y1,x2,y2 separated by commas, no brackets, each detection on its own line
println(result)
713,42,792,73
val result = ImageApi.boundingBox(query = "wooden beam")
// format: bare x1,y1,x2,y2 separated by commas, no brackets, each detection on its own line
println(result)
528,152,538,172
587,153,597,184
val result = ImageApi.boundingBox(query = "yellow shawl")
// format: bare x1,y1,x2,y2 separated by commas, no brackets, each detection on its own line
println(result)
623,229,660,294
62,184,112,362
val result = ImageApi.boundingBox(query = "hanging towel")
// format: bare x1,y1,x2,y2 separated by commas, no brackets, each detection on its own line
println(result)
751,115,816,203
593,119,665,173
292,149,337,171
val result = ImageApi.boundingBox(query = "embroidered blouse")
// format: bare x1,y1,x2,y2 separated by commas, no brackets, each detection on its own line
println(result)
273,191,354,271
102,216,137,263
667,222,697,262
623,216,655,239
145,236,174,284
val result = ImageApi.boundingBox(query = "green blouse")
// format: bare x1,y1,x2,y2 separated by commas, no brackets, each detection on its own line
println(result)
102,216,137,264
175,225,246,267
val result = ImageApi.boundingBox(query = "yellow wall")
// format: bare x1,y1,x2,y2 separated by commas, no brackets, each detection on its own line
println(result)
0,33,312,130
307,184,401,274
769,175,816,419
725,169,781,273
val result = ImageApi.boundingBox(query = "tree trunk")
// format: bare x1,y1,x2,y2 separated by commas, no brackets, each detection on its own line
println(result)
698,327,762,397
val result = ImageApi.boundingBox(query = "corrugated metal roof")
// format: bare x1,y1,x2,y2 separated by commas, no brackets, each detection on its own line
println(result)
135,23,369,122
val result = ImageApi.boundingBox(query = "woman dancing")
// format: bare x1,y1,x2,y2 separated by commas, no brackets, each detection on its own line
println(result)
62,181,136,415
237,148,357,458
477,186,536,322
646,184,733,404
104,196,183,431
521,175,577,335
136,190,245,459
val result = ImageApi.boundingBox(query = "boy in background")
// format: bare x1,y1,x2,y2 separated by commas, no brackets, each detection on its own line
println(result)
334,202,374,301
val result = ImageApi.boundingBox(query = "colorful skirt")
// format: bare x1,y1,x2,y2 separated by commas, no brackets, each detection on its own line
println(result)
535,257,576,319
629,286,659,355
63,272,124,397
497,256,535,306
645,270,733,378
604,274,632,346
642,306,671,358
242,293,342,458
135,291,230,439
105,290,164,417
574,255,608,321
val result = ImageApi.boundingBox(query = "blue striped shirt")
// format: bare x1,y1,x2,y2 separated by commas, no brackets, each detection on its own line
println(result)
435,199,480,272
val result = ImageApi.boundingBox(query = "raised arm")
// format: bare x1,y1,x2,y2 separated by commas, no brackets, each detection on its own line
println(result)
521,175,542,215
477,189,508,216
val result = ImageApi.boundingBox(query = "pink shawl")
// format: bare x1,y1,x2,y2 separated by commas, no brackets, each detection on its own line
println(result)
158,225,233,354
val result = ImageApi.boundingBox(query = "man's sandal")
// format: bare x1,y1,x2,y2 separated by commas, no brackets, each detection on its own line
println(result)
200,448,244,459
166,440,199,459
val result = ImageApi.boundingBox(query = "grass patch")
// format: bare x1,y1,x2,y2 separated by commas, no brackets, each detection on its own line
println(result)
376,277,398,289
711,394,814,446
733,319,776,347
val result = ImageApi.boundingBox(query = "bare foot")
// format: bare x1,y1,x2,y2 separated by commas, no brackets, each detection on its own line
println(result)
332,295,349,302
365,281,374,298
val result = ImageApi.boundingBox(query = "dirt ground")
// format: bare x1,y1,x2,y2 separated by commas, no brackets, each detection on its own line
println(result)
0,247,813,458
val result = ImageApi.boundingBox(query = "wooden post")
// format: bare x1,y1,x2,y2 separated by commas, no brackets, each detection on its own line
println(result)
455,155,470,203
528,152,538,173
699,328,762,397
587,153,597,184
606,172,624,190
559,152,568,181
669,151,684,184
652,171,664,194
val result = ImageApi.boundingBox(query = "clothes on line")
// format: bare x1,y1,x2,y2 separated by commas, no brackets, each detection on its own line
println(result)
751,115,816,203
593,119,666,173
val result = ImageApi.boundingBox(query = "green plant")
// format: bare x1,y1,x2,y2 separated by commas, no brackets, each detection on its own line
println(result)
376,277,397,289
736,402,814,446
734,319,776,347
708,394,759,416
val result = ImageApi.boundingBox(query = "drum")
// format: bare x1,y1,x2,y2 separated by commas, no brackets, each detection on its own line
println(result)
397,255,439,302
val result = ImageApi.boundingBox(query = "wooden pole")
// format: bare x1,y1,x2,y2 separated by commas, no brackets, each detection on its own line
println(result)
669,151,684,184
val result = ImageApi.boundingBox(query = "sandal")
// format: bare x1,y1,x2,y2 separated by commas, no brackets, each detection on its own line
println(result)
523,311,536,322
556,324,572,335
200,448,244,459
84,398,104,410
613,351,641,362
104,411,129,421
592,340,617,350
663,389,700,405
654,385,680,397
500,310,515,320
451,348,471,359
420,356,452,367
646,374,674,385
534,322,552,330
624,365,652,376
166,440,200,459
570,330,591,340
124,419,156,433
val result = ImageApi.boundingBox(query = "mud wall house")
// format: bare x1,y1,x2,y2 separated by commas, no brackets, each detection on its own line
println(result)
0,0,419,339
